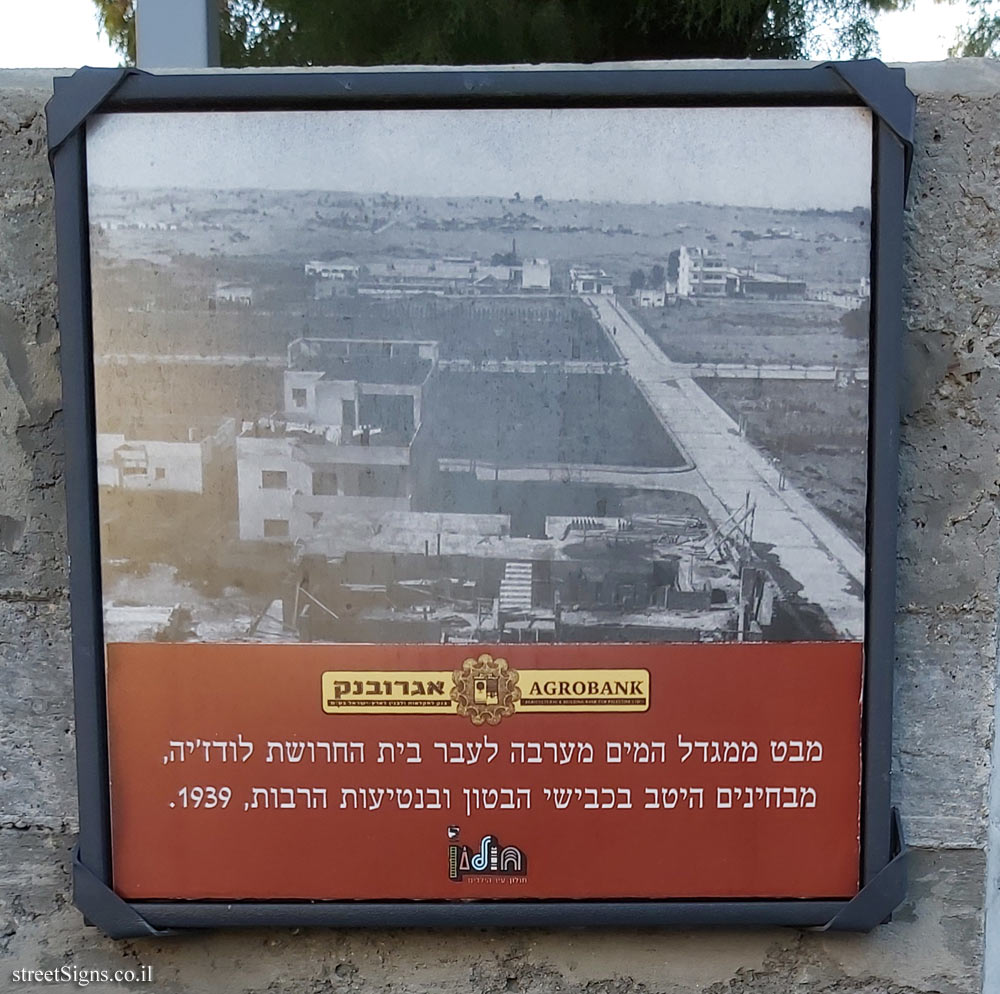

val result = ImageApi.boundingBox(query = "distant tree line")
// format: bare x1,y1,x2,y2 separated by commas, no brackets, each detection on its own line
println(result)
630,264,667,291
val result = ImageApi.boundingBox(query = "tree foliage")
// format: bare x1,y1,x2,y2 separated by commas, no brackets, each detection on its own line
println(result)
93,0,908,67
951,0,1000,56
667,250,680,284
94,0,135,63
839,303,869,340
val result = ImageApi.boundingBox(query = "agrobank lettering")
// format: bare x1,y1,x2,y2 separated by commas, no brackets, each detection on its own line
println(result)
523,678,647,706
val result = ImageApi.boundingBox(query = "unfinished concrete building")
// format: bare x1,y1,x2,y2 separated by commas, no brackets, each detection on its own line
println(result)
236,338,435,542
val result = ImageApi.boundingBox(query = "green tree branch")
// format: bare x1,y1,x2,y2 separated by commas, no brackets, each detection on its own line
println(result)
91,0,912,66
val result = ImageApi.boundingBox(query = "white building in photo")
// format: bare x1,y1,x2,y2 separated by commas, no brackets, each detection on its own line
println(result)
570,268,615,295
519,257,551,291
97,418,236,493
305,260,362,298
236,338,437,542
213,282,254,306
304,255,550,298
304,260,361,280
631,287,666,308
677,246,730,297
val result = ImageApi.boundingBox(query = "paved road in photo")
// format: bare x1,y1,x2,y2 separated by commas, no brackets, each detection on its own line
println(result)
587,294,865,639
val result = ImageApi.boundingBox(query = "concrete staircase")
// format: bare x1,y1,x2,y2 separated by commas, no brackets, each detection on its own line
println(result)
499,561,533,613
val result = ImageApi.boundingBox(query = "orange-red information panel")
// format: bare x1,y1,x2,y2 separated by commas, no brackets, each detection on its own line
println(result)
107,641,862,901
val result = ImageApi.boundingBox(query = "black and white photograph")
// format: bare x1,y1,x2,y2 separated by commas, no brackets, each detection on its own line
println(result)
87,105,872,646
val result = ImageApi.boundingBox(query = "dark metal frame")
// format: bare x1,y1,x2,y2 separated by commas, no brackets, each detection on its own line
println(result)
48,60,914,938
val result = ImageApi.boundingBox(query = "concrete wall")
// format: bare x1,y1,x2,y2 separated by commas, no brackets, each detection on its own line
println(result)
1,60,999,992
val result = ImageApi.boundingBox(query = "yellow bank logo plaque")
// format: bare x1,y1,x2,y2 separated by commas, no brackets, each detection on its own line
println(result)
322,655,649,723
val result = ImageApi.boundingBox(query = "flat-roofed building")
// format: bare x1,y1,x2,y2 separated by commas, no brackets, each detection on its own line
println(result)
677,246,729,297
631,287,666,308
739,275,807,299
520,258,551,291
304,260,360,280
236,338,436,542
570,268,615,295
97,417,236,493
213,282,254,306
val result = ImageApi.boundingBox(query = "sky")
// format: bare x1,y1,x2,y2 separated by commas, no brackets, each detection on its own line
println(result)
0,0,983,69
0,0,120,69
87,106,873,211
873,0,977,60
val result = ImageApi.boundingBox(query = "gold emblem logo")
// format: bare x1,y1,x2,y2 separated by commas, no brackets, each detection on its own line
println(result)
451,654,521,726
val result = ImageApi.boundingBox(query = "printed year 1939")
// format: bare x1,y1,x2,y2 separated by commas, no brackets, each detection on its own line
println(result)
171,786,232,809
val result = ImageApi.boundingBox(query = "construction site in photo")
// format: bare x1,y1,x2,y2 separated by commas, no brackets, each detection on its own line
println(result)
91,212,868,646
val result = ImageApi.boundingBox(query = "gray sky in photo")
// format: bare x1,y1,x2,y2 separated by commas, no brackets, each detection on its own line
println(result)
88,106,872,211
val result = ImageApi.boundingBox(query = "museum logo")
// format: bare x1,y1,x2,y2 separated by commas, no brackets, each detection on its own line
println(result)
448,831,527,882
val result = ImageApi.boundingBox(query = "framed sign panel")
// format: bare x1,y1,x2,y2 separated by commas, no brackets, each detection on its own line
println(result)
48,61,914,937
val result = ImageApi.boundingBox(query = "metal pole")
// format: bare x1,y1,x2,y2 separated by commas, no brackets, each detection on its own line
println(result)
135,0,220,69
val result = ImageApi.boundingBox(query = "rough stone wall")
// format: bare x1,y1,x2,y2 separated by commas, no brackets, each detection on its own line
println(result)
0,61,997,994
